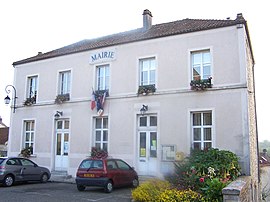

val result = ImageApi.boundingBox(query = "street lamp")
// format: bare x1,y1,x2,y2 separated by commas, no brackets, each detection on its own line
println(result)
140,104,148,115
4,85,17,113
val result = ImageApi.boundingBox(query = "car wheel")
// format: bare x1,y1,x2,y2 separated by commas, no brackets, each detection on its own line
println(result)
40,173,49,183
77,184,86,191
3,175,14,187
104,180,113,193
132,178,139,188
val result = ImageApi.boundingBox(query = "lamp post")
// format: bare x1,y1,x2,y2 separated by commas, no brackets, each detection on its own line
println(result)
4,85,17,113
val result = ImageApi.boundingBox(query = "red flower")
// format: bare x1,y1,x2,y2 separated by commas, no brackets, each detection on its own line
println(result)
199,177,205,183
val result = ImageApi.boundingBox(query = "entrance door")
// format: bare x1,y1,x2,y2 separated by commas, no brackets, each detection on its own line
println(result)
138,115,158,176
55,119,69,171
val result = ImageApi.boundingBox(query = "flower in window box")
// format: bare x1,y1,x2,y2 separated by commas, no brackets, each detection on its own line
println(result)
23,96,36,106
55,93,70,104
90,147,108,159
190,77,212,91
138,84,156,95
19,146,33,158
94,90,109,98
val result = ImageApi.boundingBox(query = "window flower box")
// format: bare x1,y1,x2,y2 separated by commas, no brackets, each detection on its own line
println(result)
23,96,36,106
19,146,33,158
55,93,70,104
95,90,109,98
190,77,212,91
138,84,156,95
90,147,108,159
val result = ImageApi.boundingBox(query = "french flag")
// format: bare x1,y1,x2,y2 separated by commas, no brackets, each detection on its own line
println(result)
90,91,96,110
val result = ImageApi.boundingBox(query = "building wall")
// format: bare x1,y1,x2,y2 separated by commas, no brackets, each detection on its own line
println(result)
9,25,253,177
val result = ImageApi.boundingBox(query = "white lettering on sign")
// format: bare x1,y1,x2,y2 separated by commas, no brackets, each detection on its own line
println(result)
89,49,116,64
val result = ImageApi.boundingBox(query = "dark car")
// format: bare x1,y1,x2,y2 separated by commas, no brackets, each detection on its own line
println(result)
76,158,139,193
0,157,51,187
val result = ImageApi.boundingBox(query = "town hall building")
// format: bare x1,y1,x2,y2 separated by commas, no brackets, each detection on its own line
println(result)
7,9,258,198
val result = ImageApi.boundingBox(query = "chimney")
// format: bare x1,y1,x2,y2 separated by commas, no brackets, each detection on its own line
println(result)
142,9,152,30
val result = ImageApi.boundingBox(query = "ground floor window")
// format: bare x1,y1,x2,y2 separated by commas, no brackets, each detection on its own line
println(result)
23,120,35,154
191,111,212,150
94,117,108,151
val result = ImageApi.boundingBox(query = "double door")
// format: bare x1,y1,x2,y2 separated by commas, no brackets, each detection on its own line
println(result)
55,119,69,171
138,115,158,176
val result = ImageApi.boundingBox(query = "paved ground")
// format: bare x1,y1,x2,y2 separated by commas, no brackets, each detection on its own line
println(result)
261,166,270,201
0,182,133,202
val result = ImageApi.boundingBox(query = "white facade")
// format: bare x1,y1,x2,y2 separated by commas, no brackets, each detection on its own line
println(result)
8,13,257,182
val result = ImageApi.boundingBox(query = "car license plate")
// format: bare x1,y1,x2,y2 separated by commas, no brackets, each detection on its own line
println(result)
84,173,94,177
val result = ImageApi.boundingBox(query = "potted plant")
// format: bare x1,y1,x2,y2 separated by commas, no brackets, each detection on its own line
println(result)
55,93,70,104
23,96,36,106
138,84,156,95
19,146,33,158
90,147,108,159
190,77,212,91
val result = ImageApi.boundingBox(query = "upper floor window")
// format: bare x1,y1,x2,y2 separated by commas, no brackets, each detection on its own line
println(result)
139,57,156,86
96,65,109,91
191,111,213,150
191,50,211,80
23,120,35,154
27,76,38,99
59,71,71,95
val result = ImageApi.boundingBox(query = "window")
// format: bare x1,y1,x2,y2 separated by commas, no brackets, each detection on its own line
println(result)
191,50,211,80
96,65,109,91
59,71,71,95
23,120,35,154
20,159,35,166
139,57,156,86
94,117,108,151
191,112,212,150
107,160,117,169
116,160,130,170
7,158,21,166
27,76,38,99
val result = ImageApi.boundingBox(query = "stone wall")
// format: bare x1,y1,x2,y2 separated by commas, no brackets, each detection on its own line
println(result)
222,176,253,202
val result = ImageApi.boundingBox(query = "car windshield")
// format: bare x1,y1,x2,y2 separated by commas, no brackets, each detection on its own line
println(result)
79,160,103,169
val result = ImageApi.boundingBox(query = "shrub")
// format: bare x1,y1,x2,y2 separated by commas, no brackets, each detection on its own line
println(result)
188,148,241,180
201,177,228,202
159,189,206,202
166,148,241,201
131,179,170,202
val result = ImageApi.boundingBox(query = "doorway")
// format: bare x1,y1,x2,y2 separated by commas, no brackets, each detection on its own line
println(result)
137,115,158,176
55,119,69,171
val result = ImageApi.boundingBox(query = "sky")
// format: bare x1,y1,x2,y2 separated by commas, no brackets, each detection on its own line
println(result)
0,0,269,141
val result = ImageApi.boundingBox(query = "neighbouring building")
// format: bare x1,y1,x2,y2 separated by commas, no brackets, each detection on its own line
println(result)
8,10,259,199
0,116,9,156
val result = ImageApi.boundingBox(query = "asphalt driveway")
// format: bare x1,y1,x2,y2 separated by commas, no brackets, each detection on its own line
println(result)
0,182,133,202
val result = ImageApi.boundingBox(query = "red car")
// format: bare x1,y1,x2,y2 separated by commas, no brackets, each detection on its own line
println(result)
75,158,139,193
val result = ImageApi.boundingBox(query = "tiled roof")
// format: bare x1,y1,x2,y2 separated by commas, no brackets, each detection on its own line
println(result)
13,14,247,66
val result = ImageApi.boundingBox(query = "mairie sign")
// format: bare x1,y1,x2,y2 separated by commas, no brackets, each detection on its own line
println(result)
89,49,116,64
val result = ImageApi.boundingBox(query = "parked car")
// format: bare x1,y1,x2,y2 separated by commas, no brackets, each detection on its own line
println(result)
0,157,51,187
76,158,139,193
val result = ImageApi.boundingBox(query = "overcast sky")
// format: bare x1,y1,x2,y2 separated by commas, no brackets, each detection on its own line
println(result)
0,0,269,141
